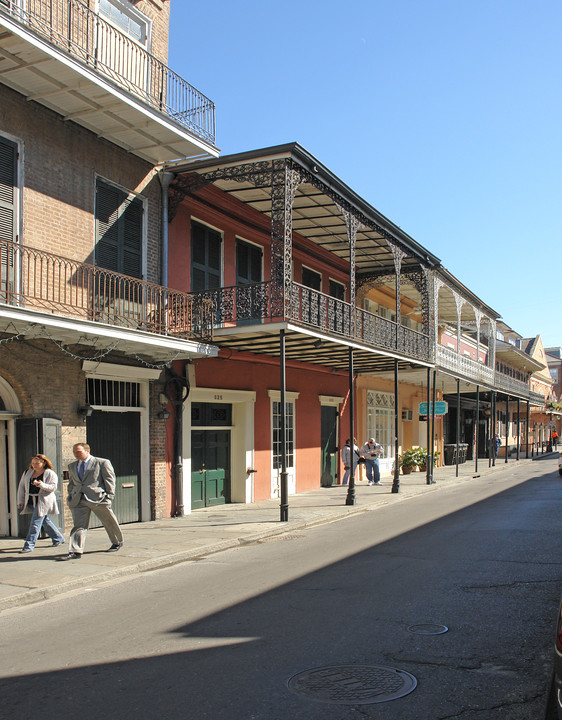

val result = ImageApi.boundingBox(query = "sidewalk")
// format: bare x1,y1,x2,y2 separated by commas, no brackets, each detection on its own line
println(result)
0,453,556,612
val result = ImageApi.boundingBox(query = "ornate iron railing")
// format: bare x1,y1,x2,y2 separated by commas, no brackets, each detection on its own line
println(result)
192,281,432,361
529,390,546,406
0,0,216,144
436,345,495,385
0,240,213,341
494,372,531,399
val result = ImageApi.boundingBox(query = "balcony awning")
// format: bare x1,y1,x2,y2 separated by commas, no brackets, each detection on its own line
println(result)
0,8,218,164
212,323,432,374
0,305,218,364
168,144,440,285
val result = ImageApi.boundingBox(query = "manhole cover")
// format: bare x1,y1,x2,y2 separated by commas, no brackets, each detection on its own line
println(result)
287,664,417,705
407,623,449,635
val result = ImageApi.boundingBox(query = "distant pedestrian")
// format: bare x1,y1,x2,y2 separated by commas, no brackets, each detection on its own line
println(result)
16,454,65,553
341,438,360,486
58,443,123,561
360,438,383,485
552,431,558,449
494,433,501,457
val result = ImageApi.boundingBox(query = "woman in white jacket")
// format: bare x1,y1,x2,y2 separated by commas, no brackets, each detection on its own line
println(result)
16,454,65,553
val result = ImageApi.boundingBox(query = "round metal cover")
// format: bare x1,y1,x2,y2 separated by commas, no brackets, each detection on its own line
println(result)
407,623,449,635
287,664,417,705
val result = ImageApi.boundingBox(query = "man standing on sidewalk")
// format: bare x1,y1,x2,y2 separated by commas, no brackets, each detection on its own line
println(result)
58,443,123,561
360,438,383,485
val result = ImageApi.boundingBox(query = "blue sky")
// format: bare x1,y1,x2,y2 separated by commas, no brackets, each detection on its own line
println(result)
169,1,561,348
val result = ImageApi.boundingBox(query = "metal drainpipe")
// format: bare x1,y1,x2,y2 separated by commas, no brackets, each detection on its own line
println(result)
159,171,175,288
165,367,190,517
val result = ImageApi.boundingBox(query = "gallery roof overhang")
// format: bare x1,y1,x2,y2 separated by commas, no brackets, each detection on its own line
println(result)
495,341,545,373
166,143,441,281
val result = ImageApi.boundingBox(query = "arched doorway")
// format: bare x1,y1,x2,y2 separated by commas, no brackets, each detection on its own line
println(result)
0,376,22,537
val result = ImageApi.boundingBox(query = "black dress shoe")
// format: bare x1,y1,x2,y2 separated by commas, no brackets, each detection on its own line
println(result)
107,543,123,552
57,552,82,561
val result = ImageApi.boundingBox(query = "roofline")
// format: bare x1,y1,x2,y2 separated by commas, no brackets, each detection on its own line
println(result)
436,266,501,318
164,142,442,268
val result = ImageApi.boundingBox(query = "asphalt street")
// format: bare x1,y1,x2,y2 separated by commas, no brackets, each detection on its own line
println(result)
0,456,560,719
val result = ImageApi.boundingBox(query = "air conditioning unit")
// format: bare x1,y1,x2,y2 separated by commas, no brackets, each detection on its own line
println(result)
401,409,413,421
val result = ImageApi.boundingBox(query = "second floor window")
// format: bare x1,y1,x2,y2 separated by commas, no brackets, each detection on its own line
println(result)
191,221,221,291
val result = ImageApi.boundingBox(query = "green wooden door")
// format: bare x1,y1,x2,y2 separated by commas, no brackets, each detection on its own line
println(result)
15,418,64,536
86,411,140,525
321,406,338,486
191,429,229,509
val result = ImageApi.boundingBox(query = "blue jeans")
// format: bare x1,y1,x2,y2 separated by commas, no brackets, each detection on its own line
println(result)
342,463,358,485
365,458,380,483
23,504,65,550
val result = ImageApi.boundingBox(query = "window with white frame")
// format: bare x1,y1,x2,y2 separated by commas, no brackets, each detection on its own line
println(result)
272,400,294,470
98,0,150,47
366,391,395,459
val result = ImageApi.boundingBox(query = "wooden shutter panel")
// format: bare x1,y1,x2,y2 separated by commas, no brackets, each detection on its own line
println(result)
95,180,121,272
95,180,142,278
0,137,17,296
121,195,142,278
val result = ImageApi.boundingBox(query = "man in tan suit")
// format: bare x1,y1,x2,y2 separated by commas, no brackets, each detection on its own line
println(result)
58,443,123,560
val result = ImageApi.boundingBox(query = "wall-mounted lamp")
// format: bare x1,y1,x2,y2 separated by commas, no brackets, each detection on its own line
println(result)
78,404,93,420
313,339,323,349
158,409,171,420
158,392,169,407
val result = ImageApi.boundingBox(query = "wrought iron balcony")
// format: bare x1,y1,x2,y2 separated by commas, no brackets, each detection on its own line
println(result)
0,0,215,145
192,280,431,361
0,239,213,342
494,372,531,399
436,344,495,386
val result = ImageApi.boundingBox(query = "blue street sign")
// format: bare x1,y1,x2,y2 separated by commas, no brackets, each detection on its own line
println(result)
418,401,448,416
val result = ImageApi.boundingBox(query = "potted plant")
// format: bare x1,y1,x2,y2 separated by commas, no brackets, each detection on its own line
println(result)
417,448,441,472
417,447,429,472
399,448,419,474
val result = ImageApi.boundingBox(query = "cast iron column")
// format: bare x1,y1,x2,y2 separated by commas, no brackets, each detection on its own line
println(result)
516,398,521,460
456,379,460,477
475,384,480,473
505,395,509,463
345,347,356,506
526,402,530,459
391,359,400,493
426,367,431,484
279,329,288,521
431,369,437,483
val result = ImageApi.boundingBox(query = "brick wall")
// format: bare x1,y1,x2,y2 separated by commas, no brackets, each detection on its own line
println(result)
0,86,162,285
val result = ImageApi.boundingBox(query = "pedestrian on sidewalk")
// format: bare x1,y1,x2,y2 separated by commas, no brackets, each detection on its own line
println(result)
494,433,501,458
16,454,65,553
360,438,383,485
341,438,360,486
58,443,123,561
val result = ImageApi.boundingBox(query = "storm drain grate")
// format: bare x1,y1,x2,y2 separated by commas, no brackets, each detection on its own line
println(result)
287,664,417,705
407,623,449,635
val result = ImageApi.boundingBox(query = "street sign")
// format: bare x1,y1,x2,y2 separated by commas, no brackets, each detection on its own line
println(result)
418,401,448,416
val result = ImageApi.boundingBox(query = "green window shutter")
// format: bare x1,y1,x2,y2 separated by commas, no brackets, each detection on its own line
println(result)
95,179,143,278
